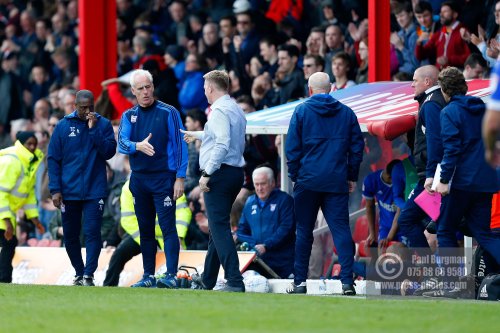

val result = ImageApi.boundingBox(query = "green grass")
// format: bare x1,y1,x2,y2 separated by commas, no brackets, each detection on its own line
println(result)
0,284,498,333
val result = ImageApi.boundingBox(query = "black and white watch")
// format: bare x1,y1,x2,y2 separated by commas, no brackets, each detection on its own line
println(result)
201,170,211,177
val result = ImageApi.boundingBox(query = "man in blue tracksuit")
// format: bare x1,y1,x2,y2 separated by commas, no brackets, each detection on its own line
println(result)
434,67,500,276
118,69,188,288
236,166,295,279
285,72,364,295
48,90,116,286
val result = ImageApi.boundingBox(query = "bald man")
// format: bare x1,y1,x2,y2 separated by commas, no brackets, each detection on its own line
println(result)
48,89,117,286
285,72,364,295
395,65,447,295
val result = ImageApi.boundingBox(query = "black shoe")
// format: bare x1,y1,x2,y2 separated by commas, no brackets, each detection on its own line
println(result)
191,273,208,290
413,277,442,296
73,276,84,286
424,275,477,299
286,282,307,294
83,275,95,287
342,283,356,296
217,284,245,293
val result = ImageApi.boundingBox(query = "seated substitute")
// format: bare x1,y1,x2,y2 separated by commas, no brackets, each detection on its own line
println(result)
236,166,295,278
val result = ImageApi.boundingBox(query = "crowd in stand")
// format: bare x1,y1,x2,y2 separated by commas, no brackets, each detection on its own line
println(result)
1,0,500,290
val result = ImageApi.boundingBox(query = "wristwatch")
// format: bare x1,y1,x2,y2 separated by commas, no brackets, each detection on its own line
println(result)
201,170,211,177
440,178,449,184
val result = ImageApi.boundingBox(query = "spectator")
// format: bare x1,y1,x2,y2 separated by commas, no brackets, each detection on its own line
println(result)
331,51,356,91
415,1,471,69
200,22,223,68
306,26,326,57
29,65,51,110
220,15,237,40
166,0,192,47
356,37,368,83
320,0,347,33
414,1,441,48
0,51,28,132
184,108,207,197
303,54,325,96
235,10,260,65
236,166,295,278
33,98,51,132
251,73,276,110
259,37,279,79
178,53,208,114
324,24,346,79
391,2,420,74
462,53,488,79
163,44,185,86
51,47,76,86
275,44,305,104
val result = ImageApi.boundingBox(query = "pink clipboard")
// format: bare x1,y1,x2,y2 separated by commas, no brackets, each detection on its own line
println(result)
414,190,442,221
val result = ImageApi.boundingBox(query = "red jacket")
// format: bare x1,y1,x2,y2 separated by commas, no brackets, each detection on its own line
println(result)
415,22,470,70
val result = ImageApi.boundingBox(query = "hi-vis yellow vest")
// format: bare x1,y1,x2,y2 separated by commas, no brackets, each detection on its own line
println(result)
0,141,43,232
120,180,192,249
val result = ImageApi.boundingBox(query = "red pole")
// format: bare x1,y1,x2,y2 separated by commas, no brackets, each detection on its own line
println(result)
368,0,391,82
79,0,117,97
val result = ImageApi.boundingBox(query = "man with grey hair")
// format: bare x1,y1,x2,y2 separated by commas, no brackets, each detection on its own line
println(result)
236,166,295,278
181,70,247,292
286,72,364,295
118,69,188,289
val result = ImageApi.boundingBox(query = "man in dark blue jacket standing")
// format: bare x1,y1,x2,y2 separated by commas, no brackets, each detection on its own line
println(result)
285,72,364,295
48,90,116,286
236,166,295,278
118,69,188,288
433,68,500,284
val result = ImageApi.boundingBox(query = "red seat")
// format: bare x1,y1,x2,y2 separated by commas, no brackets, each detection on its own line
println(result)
37,239,50,247
353,215,370,243
357,240,370,257
49,240,62,247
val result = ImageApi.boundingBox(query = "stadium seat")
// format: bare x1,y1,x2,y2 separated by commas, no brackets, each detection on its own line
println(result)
357,240,370,257
49,240,62,247
353,215,369,243
27,238,38,247
37,239,50,247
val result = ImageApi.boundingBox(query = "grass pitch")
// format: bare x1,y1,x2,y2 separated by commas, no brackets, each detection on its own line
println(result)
0,284,498,333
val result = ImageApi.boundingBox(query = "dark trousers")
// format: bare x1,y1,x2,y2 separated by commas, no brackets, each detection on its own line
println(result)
293,185,354,285
130,173,178,276
202,165,244,289
397,181,431,249
438,189,500,265
103,235,141,286
0,230,17,283
62,199,104,277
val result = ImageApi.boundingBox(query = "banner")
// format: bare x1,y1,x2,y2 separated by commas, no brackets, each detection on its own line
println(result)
11,248,256,287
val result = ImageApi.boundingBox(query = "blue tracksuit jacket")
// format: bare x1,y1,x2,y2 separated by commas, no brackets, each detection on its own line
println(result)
48,111,116,200
440,95,500,192
237,189,295,277
118,100,188,178
285,93,364,192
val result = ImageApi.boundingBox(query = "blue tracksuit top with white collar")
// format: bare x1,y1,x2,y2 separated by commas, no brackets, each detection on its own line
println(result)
118,100,188,177
47,111,116,200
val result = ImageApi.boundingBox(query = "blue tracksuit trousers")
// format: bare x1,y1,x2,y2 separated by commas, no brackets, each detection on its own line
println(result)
129,172,178,276
61,199,104,277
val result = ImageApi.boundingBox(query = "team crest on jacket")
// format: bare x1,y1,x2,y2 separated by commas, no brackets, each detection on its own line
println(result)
270,204,276,212
69,127,77,137
131,115,137,123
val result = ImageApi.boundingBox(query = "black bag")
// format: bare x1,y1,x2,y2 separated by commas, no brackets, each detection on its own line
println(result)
477,274,500,301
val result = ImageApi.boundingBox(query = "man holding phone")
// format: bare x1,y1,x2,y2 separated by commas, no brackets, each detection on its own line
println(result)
48,90,116,286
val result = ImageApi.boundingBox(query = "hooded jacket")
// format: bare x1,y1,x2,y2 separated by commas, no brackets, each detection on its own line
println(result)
286,93,364,193
48,111,116,200
440,95,499,192
0,141,43,232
